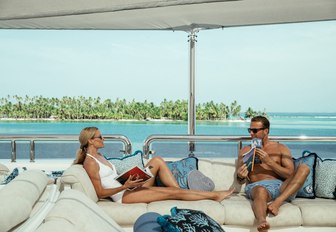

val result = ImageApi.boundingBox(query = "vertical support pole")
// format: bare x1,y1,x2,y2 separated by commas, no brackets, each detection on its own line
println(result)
188,29,197,136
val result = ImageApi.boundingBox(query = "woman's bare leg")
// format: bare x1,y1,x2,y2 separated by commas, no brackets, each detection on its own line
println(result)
143,156,179,188
122,186,235,204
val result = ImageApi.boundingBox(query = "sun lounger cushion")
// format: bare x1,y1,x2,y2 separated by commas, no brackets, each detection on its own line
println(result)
0,170,49,232
36,189,125,232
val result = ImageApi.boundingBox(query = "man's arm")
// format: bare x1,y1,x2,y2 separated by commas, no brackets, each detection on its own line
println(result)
236,146,250,184
256,144,294,179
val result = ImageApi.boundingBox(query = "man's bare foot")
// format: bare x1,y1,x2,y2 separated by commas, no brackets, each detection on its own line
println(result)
215,188,235,202
267,200,282,216
257,220,270,232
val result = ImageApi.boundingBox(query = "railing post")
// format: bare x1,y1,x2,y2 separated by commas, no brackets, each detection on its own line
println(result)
238,140,243,151
11,140,16,162
30,140,35,162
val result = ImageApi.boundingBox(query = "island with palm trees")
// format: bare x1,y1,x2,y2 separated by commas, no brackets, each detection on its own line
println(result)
0,95,266,121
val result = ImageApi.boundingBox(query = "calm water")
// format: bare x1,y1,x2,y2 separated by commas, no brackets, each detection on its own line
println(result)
0,112,336,159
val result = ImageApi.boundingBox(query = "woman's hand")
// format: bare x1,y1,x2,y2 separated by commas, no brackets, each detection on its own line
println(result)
123,175,147,190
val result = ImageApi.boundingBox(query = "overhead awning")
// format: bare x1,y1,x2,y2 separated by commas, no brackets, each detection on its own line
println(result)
1,0,335,137
0,0,336,30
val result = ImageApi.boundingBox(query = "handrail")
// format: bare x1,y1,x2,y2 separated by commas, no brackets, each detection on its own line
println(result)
143,134,336,157
0,134,132,162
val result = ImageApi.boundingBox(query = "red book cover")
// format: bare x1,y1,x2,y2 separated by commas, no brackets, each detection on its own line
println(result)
115,166,153,185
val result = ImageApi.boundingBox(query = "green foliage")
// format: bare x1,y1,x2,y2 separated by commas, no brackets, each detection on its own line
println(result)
0,95,265,121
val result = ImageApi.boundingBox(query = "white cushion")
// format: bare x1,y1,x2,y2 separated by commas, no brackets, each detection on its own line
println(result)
38,189,124,232
0,170,48,231
61,164,98,202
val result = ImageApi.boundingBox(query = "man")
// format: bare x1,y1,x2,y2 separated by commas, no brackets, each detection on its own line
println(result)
236,116,310,232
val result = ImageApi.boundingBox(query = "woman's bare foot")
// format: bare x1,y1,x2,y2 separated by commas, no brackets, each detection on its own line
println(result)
267,200,282,216
257,220,270,232
215,188,235,202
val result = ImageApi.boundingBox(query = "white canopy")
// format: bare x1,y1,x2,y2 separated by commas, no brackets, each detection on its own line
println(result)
1,0,335,136
0,0,336,30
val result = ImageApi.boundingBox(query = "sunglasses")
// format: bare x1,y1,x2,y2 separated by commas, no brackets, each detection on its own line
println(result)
247,128,265,134
92,135,103,140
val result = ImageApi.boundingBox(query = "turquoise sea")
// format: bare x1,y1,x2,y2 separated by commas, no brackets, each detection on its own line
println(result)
0,112,336,159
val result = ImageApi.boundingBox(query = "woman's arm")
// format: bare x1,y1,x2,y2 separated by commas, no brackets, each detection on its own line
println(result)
83,158,127,198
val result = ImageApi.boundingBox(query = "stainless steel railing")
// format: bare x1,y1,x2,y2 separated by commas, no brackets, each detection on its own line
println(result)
143,134,336,158
0,134,132,162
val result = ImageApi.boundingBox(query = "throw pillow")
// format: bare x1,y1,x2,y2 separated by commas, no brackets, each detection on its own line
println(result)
105,150,145,174
187,169,215,191
0,163,9,175
134,212,162,232
292,151,317,198
315,157,336,199
156,157,198,189
1,167,19,185
157,207,224,232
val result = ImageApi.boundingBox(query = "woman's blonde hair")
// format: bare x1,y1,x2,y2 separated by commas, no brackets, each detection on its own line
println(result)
73,127,98,164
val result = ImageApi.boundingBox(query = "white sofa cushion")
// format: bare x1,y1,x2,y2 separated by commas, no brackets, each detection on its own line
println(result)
198,158,245,193
223,195,302,227
292,198,336,226
61,164,98,202
98,200,147,226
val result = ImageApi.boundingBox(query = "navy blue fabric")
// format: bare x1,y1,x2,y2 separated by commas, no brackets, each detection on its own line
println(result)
157,207,224,232
293,151,317,198
134,212,162,232
1,168,19,185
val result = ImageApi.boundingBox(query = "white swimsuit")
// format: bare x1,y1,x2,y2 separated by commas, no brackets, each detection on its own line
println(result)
86,153,125,203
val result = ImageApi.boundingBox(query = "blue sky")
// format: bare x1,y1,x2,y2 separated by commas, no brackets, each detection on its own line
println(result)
0,20,335,113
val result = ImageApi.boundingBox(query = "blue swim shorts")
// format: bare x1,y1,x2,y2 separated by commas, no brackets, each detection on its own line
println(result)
245,179,296,201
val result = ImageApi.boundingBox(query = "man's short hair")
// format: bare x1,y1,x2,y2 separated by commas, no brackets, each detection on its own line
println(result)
251,115,270,130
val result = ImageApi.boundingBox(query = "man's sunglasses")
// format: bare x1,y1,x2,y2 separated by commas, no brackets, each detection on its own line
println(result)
247,128,265,134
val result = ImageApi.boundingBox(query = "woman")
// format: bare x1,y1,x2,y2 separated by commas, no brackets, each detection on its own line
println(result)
74,127,234,204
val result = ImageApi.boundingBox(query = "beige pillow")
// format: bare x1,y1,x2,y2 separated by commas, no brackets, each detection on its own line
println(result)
0,163,10,175
0,163,10,182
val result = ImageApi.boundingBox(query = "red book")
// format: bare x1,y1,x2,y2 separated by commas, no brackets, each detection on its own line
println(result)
115,166,153,185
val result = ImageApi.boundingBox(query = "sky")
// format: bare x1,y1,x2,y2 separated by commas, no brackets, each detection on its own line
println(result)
0,20,335,113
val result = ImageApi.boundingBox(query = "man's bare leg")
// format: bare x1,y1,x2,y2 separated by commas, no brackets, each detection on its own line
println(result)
268,164,310,215
251,186,271,232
